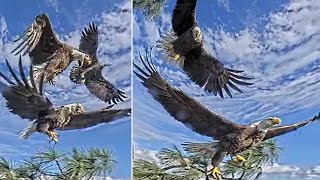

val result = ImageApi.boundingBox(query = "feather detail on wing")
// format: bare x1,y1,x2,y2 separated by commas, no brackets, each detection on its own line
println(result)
80,23,99,62
85,73,127,105
57,108,131,130
11,13,61,65
183,46,254,98
182,141,219,159
172,0,198,36
0,56,52,120
263,113,320,140
134,50,243,140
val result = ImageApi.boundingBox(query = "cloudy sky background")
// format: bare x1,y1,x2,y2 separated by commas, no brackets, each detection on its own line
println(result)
133,0,320,179
0,0,131,178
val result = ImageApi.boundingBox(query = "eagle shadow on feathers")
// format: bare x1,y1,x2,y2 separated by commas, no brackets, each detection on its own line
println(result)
0,56,131,143
157,0,254,98
134,50,319,179
11,13,93,85
69,23,127,105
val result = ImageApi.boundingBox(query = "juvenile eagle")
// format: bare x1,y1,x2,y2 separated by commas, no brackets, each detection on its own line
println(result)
69,23,127,105
134,52,319,179
0,57,130,143
157,0,253,98
11,13,92,85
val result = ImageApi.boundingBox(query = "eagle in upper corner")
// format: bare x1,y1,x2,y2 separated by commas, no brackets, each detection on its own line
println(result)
134,51,319,179
11,13,92,85
157,0,253,98
69,23,127,105
0,57,130,143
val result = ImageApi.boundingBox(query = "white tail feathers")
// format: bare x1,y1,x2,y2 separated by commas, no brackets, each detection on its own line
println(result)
19,122,38,140
182,141,220,158
156,30,185,67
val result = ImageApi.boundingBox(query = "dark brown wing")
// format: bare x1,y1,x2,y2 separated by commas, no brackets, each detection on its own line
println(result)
263,113,320,140
172,0,197,36
79,23,99,62
11,13,62,65
0,56,52,120
134,51,244,140
84,68,127,105
183,45,254,98
57,108,131,130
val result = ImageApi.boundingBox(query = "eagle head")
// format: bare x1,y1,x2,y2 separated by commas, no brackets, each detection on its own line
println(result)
192,26,202,43
65,103,85,115
71,49,92,67
257,117,281,132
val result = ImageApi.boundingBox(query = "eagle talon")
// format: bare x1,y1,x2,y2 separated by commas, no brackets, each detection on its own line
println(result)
47,131,59,143
171,54,180,61
207,167,221,180
233,155,247,164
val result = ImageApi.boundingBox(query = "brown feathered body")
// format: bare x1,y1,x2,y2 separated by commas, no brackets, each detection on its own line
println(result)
69,23,126,105
157,0,254,98
11,13,91,84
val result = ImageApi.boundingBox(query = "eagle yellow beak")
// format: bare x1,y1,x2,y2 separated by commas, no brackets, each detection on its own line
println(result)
271,117,281,125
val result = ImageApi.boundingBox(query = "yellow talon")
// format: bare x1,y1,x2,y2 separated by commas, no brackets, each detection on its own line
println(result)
172,54,180,61
47,131,59,143
234,155,247,163
207,167,221,180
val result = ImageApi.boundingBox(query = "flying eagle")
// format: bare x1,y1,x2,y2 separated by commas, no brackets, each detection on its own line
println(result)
69,23,127,105
0,57,130,143
134,52,319,179
157,0,253,98
11,13,92,85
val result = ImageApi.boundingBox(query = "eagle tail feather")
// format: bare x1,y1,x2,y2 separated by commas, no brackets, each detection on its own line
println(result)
182,141,220,158
156,30,185,67
19,122,38,140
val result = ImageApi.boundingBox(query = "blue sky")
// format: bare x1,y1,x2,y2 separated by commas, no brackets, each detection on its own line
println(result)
133,0,320,179
0,0,131,179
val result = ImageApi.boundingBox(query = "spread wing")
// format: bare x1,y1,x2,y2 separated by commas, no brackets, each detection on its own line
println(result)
172,0,197,36
84,68,127,105
0,56,52,120
263,113,320,140
57,108,131,130
183,46,254,98
79,23,99,62
134,51,243,140
11,13,62,65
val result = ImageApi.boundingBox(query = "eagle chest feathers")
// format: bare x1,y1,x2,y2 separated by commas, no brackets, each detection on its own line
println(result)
50,106,74,128
220,128,266,155
173,25,202,56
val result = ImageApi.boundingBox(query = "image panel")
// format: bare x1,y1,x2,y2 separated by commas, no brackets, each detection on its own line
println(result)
133,0,320,179
0,0,131,179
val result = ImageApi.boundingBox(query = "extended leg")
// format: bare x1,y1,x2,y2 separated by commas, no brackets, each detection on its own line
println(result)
46,130,59,143
207,150,227,180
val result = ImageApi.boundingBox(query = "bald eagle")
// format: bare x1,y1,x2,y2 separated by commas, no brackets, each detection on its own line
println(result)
11,13,92,85
0,57,130,143
134,52,319,179
69,23,127,105
157,0,253,98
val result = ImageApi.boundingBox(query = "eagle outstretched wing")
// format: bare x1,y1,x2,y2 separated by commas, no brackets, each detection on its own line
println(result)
263,113,320,140
70,23,127,105
183,46,254,98
79,23,99,63
57,108,131,131
172,0,197,37
0,56,52,120
11,13,62,65
134,51,243,140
